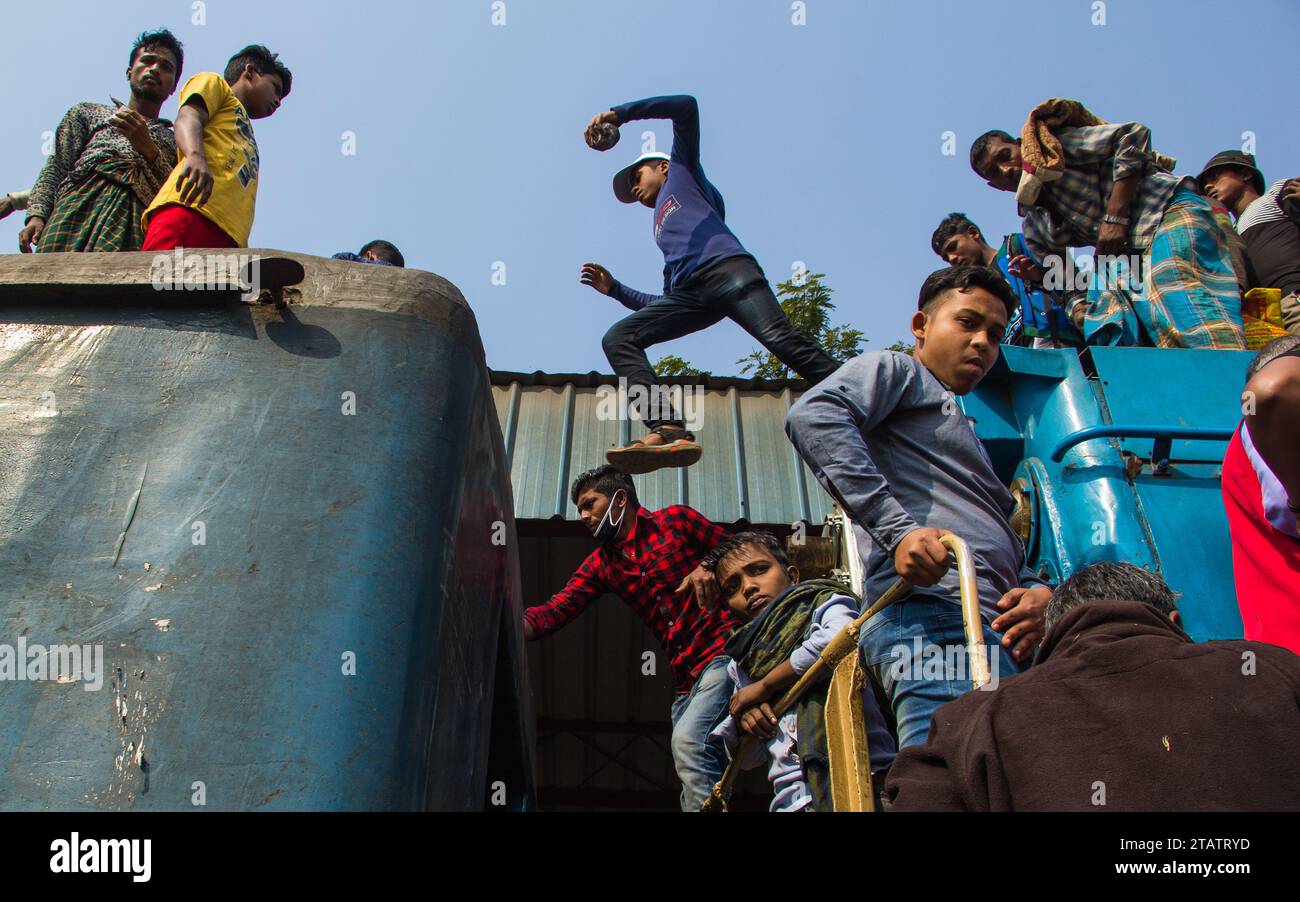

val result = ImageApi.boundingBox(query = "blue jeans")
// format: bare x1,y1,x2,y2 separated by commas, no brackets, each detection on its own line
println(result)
859,594,1023,750
668,655,734,812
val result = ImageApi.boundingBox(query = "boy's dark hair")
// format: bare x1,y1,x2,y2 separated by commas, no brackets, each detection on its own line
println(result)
570,465,638,507
225,45,292,97
969,129,1016,177
1045,562,1180,632
931,212,984,258
360,240,405,268
702,530,789,574
917,264,1015,316
130,29,184,80
1246,334,1300,381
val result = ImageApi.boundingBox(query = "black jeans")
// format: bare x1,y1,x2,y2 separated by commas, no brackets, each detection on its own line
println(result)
601,255,842,429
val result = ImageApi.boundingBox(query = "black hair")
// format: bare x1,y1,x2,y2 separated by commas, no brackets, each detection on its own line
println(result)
224,45,292,98
570,465,638,508
130,29,184,81
1199,164,1265,197
931,212,985,258
702,530,790,575
917,264,1015,316
969,129,1016,178
1246,335,1300,381
1045,562,1180,632
360,240,405,268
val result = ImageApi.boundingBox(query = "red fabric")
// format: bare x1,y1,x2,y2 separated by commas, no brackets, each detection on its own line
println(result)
142,203,238,251
524,505,740,693
1221,424,1300,653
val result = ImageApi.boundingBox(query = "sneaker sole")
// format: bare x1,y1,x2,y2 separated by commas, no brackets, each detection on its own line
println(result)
605,441,703,475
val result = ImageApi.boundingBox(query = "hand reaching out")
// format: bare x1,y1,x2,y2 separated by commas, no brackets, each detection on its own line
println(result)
580,262,615,296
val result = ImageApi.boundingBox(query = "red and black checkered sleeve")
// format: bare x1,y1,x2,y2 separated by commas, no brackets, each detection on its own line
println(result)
665,505,729,562
523,549,608,639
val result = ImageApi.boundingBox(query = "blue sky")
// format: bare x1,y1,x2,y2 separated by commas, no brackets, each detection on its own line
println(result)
4,0,1297,374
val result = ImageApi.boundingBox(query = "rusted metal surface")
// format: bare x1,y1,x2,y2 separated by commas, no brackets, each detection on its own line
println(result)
0,250,535,810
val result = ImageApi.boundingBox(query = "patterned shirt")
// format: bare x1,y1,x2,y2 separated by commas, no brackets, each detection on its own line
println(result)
524,505,740,693
26,102,176,222
1018,122,1183,262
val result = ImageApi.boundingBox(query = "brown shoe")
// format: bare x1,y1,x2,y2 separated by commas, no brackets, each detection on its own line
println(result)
605,426,702,475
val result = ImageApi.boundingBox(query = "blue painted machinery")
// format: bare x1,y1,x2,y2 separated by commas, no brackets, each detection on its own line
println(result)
964,345,1253,641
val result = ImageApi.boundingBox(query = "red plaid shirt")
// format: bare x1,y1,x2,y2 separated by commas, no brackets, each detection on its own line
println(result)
524,505,740,694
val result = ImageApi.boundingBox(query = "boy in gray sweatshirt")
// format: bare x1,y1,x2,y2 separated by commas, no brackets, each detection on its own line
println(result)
785,265,1053,748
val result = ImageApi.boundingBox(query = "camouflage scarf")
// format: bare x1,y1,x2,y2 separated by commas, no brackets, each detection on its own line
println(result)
724,578,859,811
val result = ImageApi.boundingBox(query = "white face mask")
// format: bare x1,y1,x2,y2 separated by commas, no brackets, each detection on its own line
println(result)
594,490,627,543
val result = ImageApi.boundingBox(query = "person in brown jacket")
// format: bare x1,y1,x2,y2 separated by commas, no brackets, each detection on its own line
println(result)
885,562,1300,811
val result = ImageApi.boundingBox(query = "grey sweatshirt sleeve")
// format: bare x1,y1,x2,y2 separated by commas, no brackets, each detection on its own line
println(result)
785,352,924,553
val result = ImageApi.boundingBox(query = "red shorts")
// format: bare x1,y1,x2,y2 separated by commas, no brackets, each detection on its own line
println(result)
142,204,238,251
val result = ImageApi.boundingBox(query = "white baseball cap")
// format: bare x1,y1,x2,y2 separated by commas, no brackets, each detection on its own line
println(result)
613,152,670,203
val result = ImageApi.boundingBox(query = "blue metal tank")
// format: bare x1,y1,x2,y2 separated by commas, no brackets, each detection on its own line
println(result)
0,250,535,810
964,344,1252,641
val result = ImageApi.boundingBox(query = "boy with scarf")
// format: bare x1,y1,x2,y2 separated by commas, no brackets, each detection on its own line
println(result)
707,531,895,812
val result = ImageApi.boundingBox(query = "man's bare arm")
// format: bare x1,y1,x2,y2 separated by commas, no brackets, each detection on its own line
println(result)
1245,355,1300,506
1096,174,1139,256
173,98,214,207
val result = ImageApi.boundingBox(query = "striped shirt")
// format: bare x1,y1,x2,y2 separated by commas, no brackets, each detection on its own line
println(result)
1238,179,1293,233
1236,180,1300,296
1019,122,1184,262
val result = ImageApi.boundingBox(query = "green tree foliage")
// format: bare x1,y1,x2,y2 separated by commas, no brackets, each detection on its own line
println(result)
736,272,864,379
652,354,711,378
886,341,916,356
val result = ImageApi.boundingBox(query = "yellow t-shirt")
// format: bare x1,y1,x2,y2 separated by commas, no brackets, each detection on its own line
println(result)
143,73,260,246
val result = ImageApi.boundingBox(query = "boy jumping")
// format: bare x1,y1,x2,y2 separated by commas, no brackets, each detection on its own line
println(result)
142,45,291,250
785,265,1054,749
582,95,842,474
706,531,896,812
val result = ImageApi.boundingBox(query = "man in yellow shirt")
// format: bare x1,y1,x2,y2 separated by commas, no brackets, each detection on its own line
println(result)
142,45,291,250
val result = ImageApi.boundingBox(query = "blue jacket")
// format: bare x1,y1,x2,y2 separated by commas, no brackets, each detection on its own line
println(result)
608,95,749,310
331,252,395,267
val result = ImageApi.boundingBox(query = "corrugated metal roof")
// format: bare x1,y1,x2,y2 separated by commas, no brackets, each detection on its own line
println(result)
490,370,834,526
